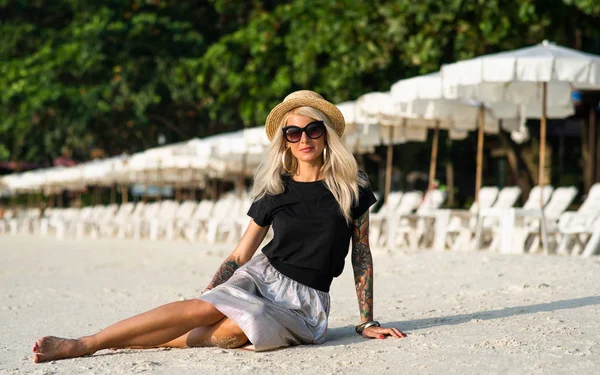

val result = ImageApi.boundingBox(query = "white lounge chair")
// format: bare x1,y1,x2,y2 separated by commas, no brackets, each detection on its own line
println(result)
556,183,600,256
387,190,445,249
148,200,195,241
92,203,135,238
433,186,499,251
581,217,600,257
205,194,248,244
523,186,578,253
472,186,523,251
369,192,403,247
183,199,216,241
0,208,14,235
74,205,118,239
116,202,147,239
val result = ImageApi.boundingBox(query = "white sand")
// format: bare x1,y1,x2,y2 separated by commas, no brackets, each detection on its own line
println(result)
1,236,599,374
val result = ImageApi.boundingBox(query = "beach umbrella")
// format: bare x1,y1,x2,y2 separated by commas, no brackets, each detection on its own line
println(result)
355,92,429,201
441,40,600,207
391,72,528,202
43,166,85,193
338,100,419,155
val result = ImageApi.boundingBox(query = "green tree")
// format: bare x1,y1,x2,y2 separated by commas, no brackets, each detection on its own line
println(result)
0,0,598,165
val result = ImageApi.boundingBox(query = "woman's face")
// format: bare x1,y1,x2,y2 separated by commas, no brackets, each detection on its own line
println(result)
284,114,327,164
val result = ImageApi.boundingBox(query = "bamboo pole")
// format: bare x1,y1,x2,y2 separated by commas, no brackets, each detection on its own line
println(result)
590,105,597,185
175,183,182,202
428,121,440,192
539,82,547,208
93,187,101,206
384,126,394,202
539,82,549,255
475,104,485,203
445,136,455,207
120,184,128,204
156,168,162,202
596,115,600,183
581,119,591,192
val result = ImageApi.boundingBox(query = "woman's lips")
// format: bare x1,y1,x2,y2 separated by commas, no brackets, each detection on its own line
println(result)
299,147,314,152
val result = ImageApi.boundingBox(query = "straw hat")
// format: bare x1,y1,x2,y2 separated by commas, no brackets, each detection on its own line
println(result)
265,90,345,142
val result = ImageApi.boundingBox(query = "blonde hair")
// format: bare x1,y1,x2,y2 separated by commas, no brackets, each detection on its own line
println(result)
250,106,368,224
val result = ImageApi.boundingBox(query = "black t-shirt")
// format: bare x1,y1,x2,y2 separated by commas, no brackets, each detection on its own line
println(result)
247,173,377,292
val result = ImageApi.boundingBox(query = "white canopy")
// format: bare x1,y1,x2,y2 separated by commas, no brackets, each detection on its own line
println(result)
440,40,599,115
355,92,430,141
391,72,526,140
337,100,427,153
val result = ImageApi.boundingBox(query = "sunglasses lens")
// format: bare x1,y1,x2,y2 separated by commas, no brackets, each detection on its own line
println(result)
285,128,302,142
306,123,324,139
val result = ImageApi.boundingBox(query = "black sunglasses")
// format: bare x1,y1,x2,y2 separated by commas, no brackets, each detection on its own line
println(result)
282,121,326,143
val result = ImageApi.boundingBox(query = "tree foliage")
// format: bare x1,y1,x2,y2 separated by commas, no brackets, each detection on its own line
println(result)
0,0,599,164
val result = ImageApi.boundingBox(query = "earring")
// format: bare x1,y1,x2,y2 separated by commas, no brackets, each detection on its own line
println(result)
282,148,294,172
323,147,328,163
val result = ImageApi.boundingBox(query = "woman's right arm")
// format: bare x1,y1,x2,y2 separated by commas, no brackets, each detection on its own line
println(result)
203,219,269,291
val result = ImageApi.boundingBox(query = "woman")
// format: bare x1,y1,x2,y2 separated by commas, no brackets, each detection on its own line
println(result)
32,90,405,363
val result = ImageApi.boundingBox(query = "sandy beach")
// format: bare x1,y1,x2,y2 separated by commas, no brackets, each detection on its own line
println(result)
1,235,599,374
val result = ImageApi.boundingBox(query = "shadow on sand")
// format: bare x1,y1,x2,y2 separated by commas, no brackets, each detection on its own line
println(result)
324,295,600,346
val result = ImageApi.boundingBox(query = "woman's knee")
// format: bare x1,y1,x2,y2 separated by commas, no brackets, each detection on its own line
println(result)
210,319,248,349
181,299,223,325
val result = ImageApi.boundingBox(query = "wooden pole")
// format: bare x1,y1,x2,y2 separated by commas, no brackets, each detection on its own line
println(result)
475,104,485,203
91,187,96,206
428,121,440,192
581,118,590,192
596,113,600,183
157,168,162,202
175,184,182,202
590,105,597,186
539,82,547,209
94,187,101,206
445,137,455,207
384,126,394,202
142,171,148,203
120,184,128,204
539,82,549,255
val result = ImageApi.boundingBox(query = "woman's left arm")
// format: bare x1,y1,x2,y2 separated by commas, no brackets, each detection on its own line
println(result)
351,211,406,339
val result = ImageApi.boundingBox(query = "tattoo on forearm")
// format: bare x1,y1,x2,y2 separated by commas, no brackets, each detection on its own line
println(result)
351,211,373,322
206,257,240,290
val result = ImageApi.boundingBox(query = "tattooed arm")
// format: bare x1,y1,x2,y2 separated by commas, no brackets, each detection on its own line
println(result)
351,211,374,323
351,211,406,339
205,255,241,290
204,219,269,291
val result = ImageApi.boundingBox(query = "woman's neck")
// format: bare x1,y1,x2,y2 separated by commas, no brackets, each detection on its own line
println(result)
292,161,323,182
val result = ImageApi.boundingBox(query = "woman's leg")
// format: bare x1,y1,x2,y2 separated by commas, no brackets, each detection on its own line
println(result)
155,318,249,349
111,317,249,350
33,299,224,363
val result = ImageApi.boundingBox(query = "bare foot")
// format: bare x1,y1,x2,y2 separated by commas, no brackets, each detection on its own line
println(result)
32,336,92,363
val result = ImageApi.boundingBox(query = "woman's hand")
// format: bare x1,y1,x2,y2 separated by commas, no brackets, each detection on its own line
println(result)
362,325,406,339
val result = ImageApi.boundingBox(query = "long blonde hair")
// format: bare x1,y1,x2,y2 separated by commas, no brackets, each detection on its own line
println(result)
250,106,368,224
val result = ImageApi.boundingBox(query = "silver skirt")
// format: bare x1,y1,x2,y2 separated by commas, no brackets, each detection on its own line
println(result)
199,253,330,352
